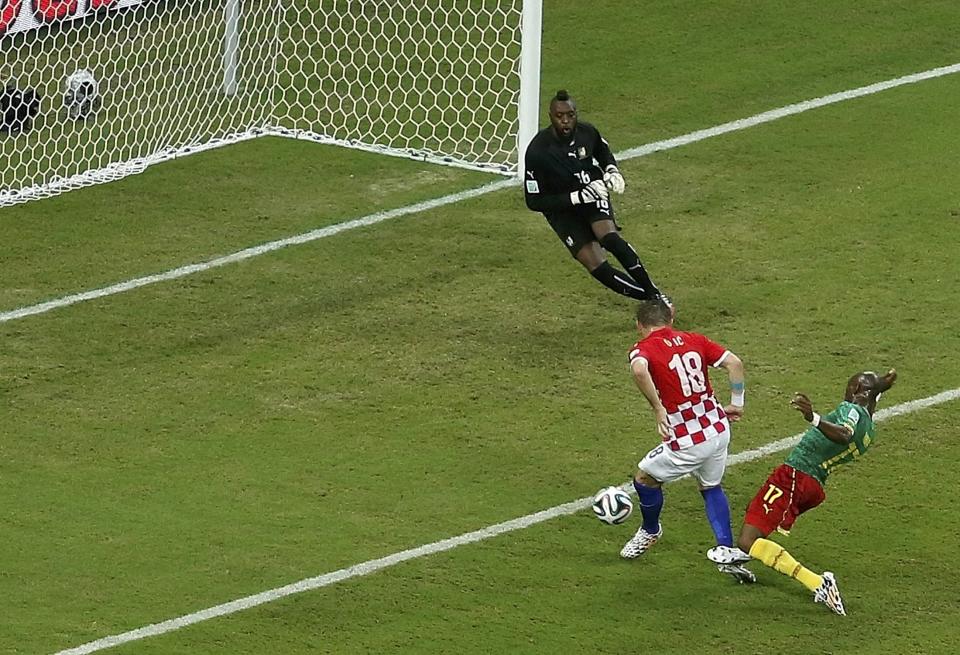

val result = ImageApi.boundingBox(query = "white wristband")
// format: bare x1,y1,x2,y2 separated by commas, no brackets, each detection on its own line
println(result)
569,190,582,205
809,412,821,428
730,391,744,408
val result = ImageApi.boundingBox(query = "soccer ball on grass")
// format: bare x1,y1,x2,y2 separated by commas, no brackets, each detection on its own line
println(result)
592,486,633,525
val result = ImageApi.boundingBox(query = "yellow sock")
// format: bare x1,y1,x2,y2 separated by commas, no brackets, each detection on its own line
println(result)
749,538,823,592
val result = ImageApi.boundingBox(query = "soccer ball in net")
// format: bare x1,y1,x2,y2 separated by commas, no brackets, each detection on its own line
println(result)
64,69,99,121
592,486,633,525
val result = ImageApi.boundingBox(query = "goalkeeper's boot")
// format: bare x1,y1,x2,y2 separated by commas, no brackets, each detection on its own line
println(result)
813,572,846,616
657,293,676,319
716,563,757,584
707,545,752,565
620,524,662,559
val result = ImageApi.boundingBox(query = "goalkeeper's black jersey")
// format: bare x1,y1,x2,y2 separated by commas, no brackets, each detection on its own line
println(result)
523,121,618,219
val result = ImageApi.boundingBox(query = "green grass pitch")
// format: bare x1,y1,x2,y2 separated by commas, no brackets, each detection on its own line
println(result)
2,1,960,653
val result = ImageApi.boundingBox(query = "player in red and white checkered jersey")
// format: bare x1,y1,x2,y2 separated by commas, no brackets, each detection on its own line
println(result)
619,300,753,583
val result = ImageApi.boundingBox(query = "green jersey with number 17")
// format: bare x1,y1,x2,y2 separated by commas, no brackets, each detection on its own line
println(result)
785,401,876,485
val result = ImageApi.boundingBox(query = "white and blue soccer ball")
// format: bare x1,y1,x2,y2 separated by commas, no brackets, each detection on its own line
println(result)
592,486,633,525
64,69,99,120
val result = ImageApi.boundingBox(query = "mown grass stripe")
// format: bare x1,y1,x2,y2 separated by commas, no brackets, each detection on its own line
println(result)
7,61,959,326
54,387,960,655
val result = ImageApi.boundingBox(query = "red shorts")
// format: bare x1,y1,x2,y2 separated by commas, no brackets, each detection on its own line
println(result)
744,464,825,535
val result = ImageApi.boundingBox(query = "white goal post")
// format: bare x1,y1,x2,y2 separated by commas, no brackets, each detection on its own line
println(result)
0,0,542,208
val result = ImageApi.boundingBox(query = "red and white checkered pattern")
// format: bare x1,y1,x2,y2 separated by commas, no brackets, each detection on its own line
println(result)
663,394,728,451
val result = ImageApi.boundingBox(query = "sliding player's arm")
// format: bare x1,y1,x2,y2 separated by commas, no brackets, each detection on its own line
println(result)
865,368,897,416
790,393,855,444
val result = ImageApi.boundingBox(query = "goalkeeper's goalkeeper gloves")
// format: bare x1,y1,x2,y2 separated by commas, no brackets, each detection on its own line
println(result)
570,179,609,205
603,165,626,194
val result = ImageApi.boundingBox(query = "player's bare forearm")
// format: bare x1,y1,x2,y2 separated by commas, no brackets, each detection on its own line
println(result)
866,368,897,415
632,364,664,413
791,392,852,444
813,419,853,444
723,353,745,397
631,360,670,438
719,352,745,419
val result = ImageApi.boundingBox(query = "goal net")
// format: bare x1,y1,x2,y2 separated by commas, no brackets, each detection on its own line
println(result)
0,0,537,208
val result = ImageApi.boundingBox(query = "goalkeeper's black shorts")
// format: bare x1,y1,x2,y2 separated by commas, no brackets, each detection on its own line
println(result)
544,206,620,255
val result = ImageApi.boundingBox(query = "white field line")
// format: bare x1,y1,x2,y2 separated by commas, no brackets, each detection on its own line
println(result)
55,387,960,655
617,61,960,159
5,61,960,326
33,60,960,653
0,179,515,324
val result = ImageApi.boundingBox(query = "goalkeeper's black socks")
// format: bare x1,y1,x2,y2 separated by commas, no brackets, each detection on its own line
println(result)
599,232,660,299
590,261,650,301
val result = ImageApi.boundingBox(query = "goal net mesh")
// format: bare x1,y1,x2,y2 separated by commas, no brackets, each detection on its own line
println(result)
0,0,523,207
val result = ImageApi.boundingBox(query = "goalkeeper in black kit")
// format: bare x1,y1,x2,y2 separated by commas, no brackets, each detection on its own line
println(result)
524,90,668,307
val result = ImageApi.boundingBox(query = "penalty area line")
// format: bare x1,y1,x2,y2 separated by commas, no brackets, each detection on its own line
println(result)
5,61,960,325
0,179,514,324
54,387,960,654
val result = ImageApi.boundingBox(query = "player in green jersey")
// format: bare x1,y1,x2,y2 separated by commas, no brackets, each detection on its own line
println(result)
708,368,897,615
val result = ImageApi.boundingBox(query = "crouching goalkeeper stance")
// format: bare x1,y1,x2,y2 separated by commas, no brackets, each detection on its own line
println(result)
523,90,668,308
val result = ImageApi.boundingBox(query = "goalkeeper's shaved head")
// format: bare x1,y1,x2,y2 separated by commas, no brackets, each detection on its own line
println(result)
549,89,578,139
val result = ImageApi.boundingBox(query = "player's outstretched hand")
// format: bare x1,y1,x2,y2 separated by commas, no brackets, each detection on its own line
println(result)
881,368,897,391
790,392,814,421
603,165,626,194
571,179,609,205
